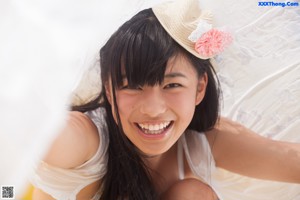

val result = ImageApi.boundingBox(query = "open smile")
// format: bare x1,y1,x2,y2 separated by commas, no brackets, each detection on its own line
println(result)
135,121,174,135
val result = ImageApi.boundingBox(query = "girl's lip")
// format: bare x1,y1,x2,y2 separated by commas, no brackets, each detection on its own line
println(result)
135,121,174,139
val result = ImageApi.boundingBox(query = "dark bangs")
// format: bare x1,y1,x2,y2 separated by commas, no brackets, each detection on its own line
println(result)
102,9,178,89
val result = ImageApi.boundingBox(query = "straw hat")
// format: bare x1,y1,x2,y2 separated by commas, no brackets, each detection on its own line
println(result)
71,0,232,106
152,0,232,60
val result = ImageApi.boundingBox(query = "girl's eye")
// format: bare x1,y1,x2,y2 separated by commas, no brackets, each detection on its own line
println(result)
164,83,182,89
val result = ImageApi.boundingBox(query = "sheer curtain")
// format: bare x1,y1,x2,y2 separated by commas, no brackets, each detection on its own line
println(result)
0,0,299,198
0,0,150,196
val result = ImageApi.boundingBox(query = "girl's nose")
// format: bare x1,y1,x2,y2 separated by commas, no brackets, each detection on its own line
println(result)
139,88,167,117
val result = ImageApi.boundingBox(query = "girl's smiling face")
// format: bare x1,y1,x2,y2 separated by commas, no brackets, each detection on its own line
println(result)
106,54,207,156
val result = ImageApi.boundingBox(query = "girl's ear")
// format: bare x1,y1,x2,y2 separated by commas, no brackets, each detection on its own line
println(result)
105,81,112,105
195,73,208,105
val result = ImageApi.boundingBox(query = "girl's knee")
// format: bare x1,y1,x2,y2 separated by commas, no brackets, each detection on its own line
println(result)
161,178,218,200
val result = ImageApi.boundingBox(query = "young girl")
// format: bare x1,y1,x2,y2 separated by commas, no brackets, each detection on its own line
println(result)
30,0,300,199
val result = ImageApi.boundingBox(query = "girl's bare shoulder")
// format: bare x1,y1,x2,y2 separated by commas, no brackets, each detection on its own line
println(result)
43,111,100,169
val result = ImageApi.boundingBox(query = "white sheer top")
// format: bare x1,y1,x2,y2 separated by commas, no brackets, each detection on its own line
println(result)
30,108,109,200
177,130,223,200
30,107,220,200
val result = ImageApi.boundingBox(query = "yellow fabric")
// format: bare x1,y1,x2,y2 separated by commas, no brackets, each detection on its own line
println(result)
21,184,33,200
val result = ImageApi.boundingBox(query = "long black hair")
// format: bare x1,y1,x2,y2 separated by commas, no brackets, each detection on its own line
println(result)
72,8,220,200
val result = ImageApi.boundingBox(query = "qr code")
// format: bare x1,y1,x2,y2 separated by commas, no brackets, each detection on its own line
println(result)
1,186,15,199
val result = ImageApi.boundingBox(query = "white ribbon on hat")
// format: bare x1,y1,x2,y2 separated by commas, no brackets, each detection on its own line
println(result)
188,20,213,42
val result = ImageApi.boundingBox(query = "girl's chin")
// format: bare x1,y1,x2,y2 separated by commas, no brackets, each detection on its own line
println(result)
136,143,174,157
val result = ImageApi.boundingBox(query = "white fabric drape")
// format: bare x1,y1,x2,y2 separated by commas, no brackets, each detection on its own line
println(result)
204,1,300,199
0,0,299,198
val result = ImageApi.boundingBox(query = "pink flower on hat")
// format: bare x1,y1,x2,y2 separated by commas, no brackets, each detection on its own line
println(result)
194,29,233,58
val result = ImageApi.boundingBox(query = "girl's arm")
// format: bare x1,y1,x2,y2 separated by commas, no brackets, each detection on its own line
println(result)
205,117,300,183
32,111,100,200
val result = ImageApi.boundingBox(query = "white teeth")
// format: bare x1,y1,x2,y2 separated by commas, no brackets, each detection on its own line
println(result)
149,124,154,131
159,124,164,130
138,122,171,134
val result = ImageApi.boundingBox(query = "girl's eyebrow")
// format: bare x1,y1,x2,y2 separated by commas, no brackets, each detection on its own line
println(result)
164,72,188,79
